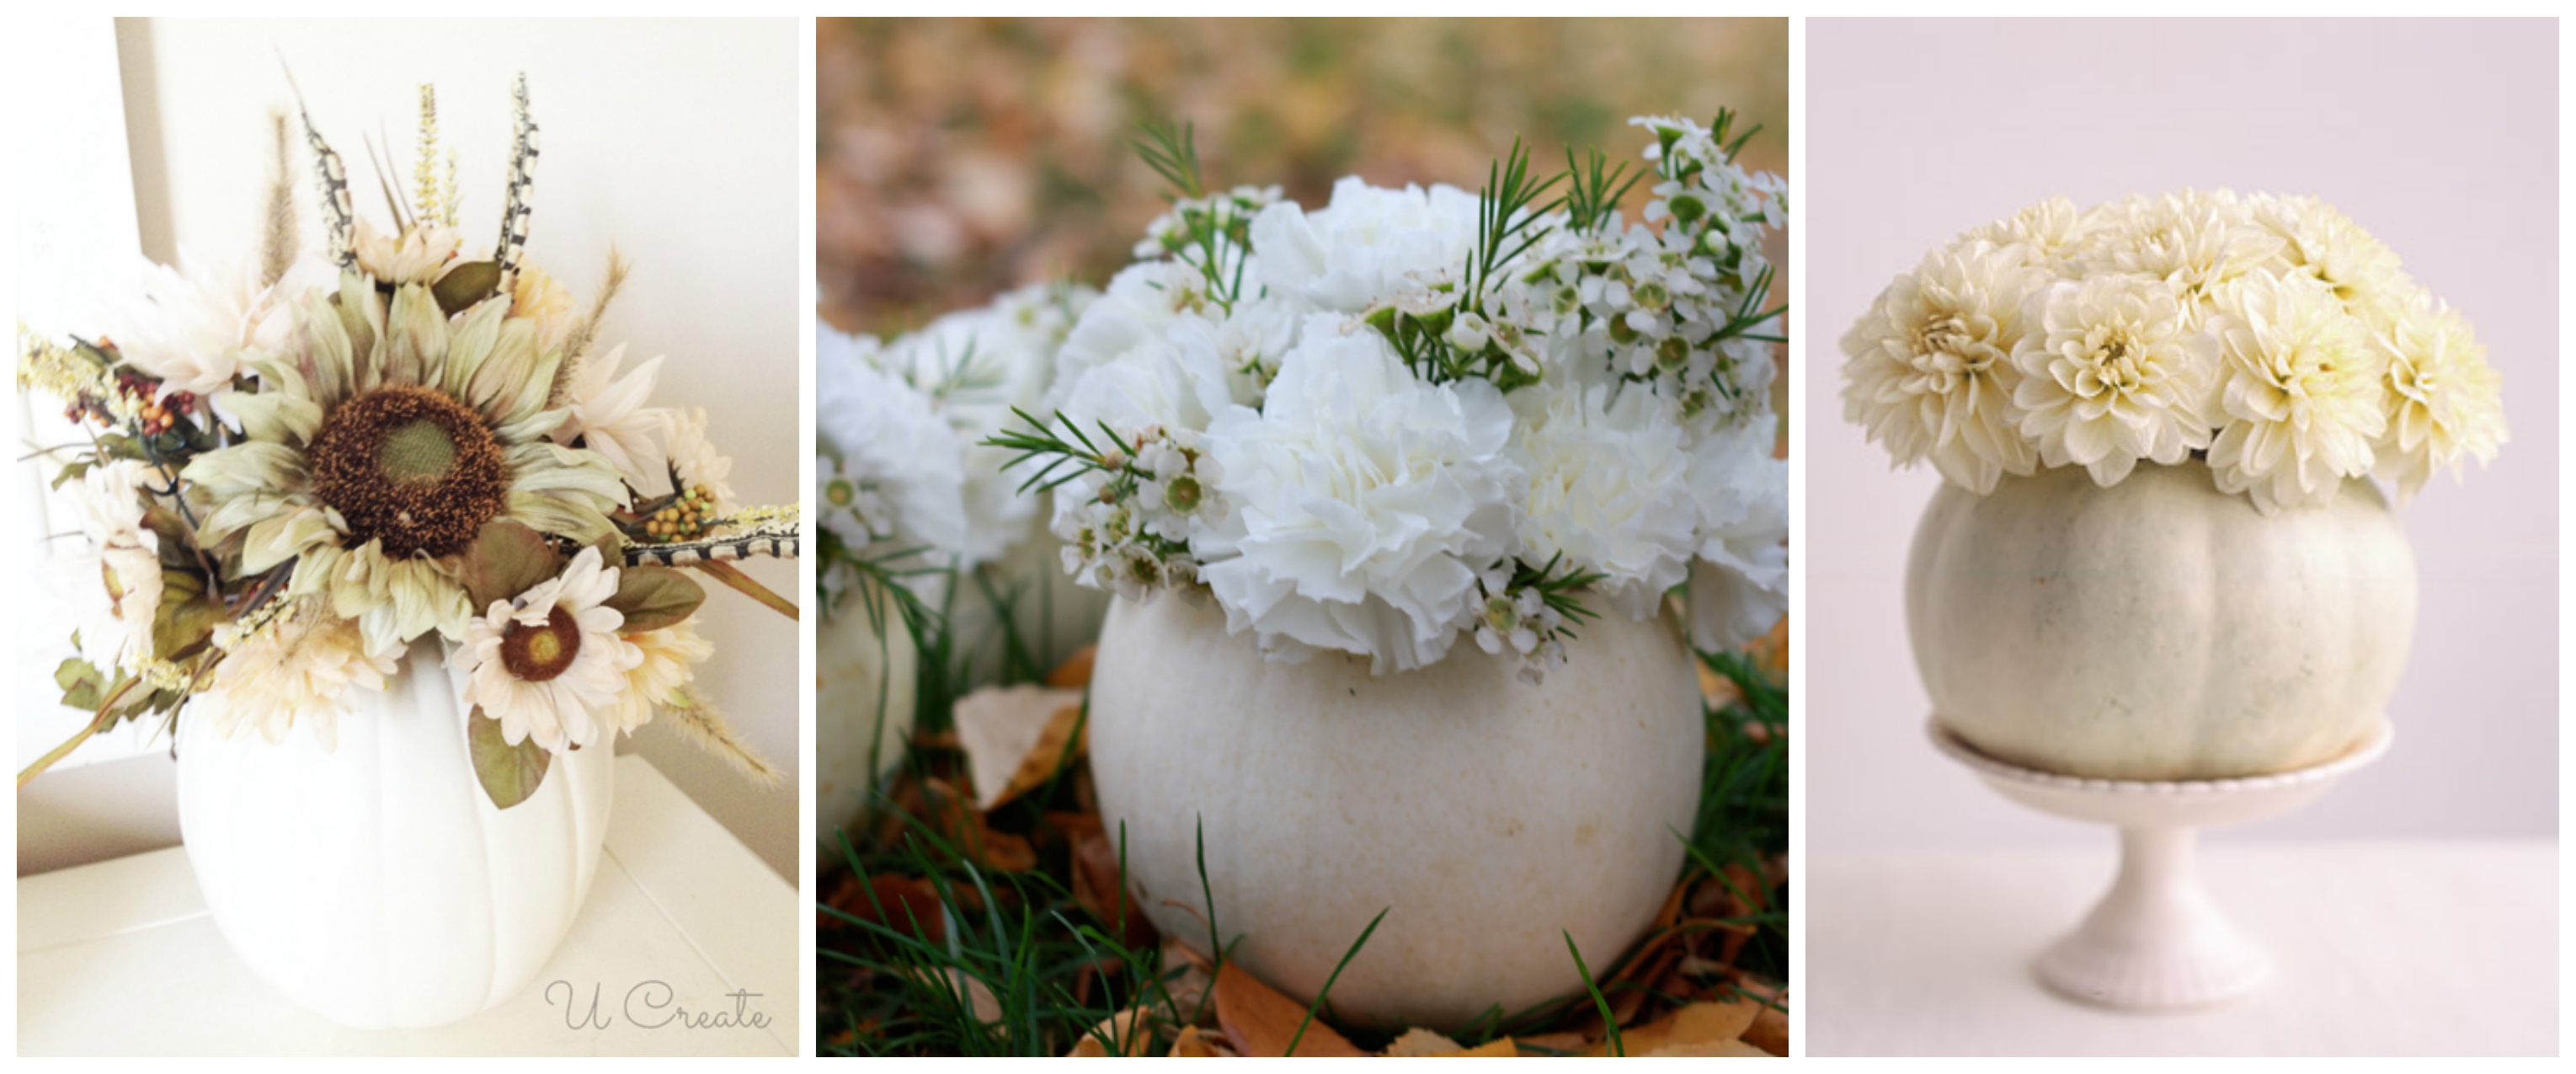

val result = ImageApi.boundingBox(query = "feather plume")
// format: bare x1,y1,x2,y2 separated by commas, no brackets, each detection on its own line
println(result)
661,683,781,787
551,246,631,404
258,111,299,289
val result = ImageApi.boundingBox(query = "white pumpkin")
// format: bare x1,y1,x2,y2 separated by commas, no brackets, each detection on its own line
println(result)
1087,590,1703,1031
942,532,1112,685
815,578,917,858
175,637,613,1029
1907,460,2416,781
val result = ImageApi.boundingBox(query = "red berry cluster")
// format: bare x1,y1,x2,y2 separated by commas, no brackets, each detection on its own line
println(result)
89,370,195,435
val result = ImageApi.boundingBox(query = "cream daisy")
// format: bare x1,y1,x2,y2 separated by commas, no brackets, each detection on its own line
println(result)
603,616,715,739
66,460,165,676
183,265,628,654
2012,275,2218,485
456,546,643,751
196,602,403,751
1838,241,2045,494
2205,270,2388,512
550,343,670,493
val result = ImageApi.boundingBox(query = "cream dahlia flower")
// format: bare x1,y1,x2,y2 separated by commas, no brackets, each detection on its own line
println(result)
2372,289,2507,499
2205,270,2389,512
2012,276,2219,485
1839,241,2045,494
508,264,578,356
1196,318,1523,672
65,460,165,676
1966,195,2102,271
456,546,643,751
196,602,403,751
2245,193,2412,312
605,615,715,739
551,343,671,494
2089,190,2285,309
663,406,738,515
109,248,334,398
183,272,627,653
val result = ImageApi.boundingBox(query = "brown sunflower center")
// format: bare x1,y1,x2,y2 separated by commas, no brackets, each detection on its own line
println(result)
499,606,584,682
307,384,509,558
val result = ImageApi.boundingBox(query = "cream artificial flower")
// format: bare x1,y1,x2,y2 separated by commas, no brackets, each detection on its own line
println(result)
2371,288,2507,499
182,270,628,654
456,546,643,751
2205,270,2388,512
508,264,578,356
604,615,714,738
1195,318,1523,673
551,343,671,494
662,405,738,515
109,248,334,398
1838,241,2045,494
352,220,464,286
196,603,403,751
1966,195,2103,271
66,460,164,675
2012,276,2219,485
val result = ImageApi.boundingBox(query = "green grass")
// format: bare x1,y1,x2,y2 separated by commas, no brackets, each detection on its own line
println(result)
818,576,1789,1056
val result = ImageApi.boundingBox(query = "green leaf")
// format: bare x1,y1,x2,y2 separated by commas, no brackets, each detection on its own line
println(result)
468,707,552,810
431,260,504,317
604,564,705,633
54,658,105,711
458,520,563,611
49,458,95,490
149,570,222,660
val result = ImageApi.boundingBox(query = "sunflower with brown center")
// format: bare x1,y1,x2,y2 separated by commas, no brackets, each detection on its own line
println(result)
184,267,628,652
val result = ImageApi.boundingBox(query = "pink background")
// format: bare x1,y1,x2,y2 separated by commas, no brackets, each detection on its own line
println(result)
1804,18,2559,850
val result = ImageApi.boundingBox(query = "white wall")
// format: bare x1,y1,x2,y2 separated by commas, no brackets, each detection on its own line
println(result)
14,17,804,881
1803,19,2559,851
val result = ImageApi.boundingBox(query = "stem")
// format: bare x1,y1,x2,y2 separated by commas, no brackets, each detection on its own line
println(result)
18,676,143,788
688,558,799,620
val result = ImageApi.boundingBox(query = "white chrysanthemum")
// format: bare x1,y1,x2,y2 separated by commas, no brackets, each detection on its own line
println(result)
108,248,333,398
2371,288,2507,499
2012,276,2219,485
196,606,402,751
1683,417,1788,651
1196,318,1523,672
456,547,643,751
2244,193,2412,311
818,323,968,574
662,406,737,515
63,460,164,675
2205,270,2388,512
1251,176,1482,313
1966,196,2103,272
1507,380,1699,619
2088,190,2285,308
551,344,671,494
1839,241,2046,493
604,615,714,739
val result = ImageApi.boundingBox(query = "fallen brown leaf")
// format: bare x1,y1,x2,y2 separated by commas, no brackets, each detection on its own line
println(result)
952,685,1088,811
824,873,947,943
1045,644,1096,688
1169,1025,1233,1057
1384,1028,1467,1056
1741,998,1789,1057
1070,826,1159,949
1517,1031,1593,1055
1064,1007,1154,1057
1651,1039,1774,1057
1213,960,1366,1057
1585,999,1764,1058
907,967,1000,1029
1440,1038,1520,1057
917,778,1037,871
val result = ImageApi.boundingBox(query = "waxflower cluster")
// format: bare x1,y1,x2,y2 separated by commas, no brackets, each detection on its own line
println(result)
1840,190,2507,512
996,113,1790,680
19,77,789,808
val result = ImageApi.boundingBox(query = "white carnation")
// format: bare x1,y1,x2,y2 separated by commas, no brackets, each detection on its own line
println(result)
817,318,968,588
1251,176,1482,313
1196,318,1523,672
1683,417,1787,651
1507,380,1699,619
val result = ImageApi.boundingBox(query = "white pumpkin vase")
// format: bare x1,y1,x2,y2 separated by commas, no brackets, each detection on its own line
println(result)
1087,590,1704,1031
175,638,615,1029
1907,459,2417,781
814,579,918,857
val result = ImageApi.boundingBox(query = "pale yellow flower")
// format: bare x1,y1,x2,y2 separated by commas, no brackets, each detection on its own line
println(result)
1839,241,2045,494
2012,276,2218,485
196,604,403,751
2205,270,2388,512
2371,287,2507,499
605,615,715,738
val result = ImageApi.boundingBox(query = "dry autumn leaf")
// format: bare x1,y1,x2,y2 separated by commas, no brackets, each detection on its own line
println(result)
1584,999,1765,1058
824,873,949,943
916,778,1038,871
1384,1028,1467,1056
1070,826,1160,949
1064,1007,1155,1057
1741,997,1789,1057
952,684,1089,811
1213,960,1367,1057
1517,1030,1593,1055
1169,1025,1233,1057
1046,644,1096,688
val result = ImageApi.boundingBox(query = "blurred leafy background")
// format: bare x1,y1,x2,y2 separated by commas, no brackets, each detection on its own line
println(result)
817,17,1788,336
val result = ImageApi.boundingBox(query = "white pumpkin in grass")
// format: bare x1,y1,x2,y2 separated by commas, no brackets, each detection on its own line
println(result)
1907,459,2415,781
815,579,917,857
1085,590,1703,1032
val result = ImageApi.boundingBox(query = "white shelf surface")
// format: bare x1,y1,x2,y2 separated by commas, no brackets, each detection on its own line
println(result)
1806,839,2557,1056
19,756,796,1056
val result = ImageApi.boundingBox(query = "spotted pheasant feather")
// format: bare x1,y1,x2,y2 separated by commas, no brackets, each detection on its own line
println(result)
282,66,357,271
621,505,800,567
494,72,539,280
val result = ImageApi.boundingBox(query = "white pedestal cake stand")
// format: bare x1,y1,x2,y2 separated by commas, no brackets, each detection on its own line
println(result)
1927,718,2394,1012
